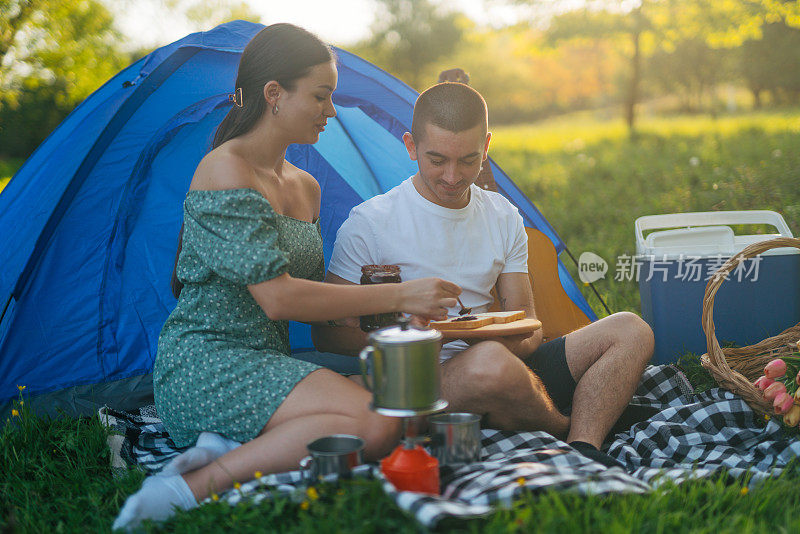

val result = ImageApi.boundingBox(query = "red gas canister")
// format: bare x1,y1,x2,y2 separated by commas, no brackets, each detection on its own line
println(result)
380,443,440,495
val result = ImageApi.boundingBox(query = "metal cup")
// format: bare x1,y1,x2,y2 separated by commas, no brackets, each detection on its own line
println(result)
299,434,365,481
428,413,481,466
359,321,446,416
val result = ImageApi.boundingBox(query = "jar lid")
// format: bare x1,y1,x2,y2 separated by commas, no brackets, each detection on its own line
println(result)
368,322,442,344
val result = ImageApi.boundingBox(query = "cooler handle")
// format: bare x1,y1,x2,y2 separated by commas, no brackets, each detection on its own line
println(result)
635,210,793,250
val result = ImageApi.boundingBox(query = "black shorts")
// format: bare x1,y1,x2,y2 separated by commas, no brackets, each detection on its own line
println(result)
525,337,576,414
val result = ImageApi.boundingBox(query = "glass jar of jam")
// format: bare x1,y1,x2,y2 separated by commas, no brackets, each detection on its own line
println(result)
360,264,402,332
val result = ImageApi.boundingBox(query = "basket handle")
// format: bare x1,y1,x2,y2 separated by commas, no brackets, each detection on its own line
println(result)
702,236,800,374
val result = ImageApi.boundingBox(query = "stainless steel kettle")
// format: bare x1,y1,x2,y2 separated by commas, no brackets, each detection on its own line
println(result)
359,319,447,416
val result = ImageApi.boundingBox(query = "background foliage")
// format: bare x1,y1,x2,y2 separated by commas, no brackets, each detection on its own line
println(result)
3,0,800,160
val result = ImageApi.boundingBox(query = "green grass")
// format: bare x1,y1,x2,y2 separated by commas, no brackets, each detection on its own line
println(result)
492,108,800,314
4,109,800,531
4,367,800,533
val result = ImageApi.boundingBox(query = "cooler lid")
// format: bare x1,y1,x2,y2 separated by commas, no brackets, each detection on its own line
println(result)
635,210,798,258
643,226,735,257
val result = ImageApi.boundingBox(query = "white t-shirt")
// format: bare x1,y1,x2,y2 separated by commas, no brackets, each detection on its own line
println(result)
328,177,528,360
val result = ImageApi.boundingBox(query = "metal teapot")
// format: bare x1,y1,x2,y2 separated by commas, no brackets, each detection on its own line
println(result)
359,318,448,416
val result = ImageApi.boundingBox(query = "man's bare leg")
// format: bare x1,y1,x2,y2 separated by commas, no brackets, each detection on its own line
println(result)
441,341,570,438
562,312,654,448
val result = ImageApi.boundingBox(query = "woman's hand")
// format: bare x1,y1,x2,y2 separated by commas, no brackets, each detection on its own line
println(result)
398,278,460,320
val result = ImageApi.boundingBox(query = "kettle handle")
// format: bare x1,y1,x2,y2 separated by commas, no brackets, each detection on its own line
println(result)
359,345,374,392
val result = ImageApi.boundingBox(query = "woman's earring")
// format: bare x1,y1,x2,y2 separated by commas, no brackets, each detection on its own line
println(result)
272,104,279,115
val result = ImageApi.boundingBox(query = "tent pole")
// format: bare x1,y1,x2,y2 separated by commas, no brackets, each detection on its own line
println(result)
561,245,612,316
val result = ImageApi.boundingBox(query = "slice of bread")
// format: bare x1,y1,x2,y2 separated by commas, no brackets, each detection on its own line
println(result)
428,315,493,330
473,310,526,324
430,310,527,330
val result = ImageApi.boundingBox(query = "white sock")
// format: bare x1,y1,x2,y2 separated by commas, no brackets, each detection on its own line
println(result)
112,474,197,531
159,431,241,477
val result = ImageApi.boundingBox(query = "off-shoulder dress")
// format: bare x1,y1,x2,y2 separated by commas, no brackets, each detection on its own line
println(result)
154,188,323,447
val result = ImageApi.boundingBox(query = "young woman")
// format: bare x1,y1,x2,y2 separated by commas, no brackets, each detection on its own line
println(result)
114,23,460,530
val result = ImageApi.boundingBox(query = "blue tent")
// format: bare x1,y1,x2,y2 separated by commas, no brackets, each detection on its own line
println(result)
0,21,596,419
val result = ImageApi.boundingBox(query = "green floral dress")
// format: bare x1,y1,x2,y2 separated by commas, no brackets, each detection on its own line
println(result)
154,188,323,447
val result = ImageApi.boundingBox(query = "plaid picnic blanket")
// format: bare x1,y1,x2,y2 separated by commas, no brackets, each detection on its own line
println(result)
99,365,800,528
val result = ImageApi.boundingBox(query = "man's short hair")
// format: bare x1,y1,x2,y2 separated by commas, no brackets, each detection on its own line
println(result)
411,83,488,142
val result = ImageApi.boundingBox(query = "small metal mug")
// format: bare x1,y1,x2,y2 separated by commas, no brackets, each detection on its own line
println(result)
428,413,482,466
299,434,365,481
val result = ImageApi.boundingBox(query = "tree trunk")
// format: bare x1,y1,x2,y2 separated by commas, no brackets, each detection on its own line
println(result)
752,88,762,109
625,25,641,137
625,5,644,138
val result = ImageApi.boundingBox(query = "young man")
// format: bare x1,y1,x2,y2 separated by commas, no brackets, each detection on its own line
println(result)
312,83,654,464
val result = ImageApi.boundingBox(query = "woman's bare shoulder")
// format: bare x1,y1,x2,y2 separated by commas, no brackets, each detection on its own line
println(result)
190,148,256,191
287,162,321,197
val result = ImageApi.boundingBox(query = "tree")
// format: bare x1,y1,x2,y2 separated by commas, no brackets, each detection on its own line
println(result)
647,37,731,112
512,0,800,134
356,0,464,89
740,21,800,107
0,0,128,157
1,0,126,107
0,0,259,158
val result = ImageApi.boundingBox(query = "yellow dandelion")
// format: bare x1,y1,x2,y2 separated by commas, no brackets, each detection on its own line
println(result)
300,501,310,510
740,487,749,496
17,385,26,391
765,414,771,421
19,401,23,406
336,489,345,496
233,482,241,490
11,409,19,417
211,493,219,502
254,471,263,479
306,487,319,500
516,477,526,486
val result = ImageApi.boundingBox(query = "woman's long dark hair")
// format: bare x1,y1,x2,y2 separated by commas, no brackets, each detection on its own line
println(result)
171,24,334,298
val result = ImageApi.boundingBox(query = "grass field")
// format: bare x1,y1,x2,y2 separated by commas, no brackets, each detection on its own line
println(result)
2,109,800,532
4,358,800,533
492,107,800,314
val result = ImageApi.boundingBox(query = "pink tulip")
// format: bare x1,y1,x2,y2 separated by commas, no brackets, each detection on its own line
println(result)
764,359,787,379
784,405,800,427
763,382,787,402
774,392,794,415
754,376,775,391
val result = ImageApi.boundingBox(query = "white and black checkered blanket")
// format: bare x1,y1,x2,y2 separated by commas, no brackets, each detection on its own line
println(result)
99,365,800,528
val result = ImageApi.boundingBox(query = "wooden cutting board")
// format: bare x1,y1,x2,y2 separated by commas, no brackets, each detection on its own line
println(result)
429,310,526,330
438,318,542,339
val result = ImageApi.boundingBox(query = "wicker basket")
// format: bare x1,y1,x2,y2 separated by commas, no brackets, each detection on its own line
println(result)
699,236,800,417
